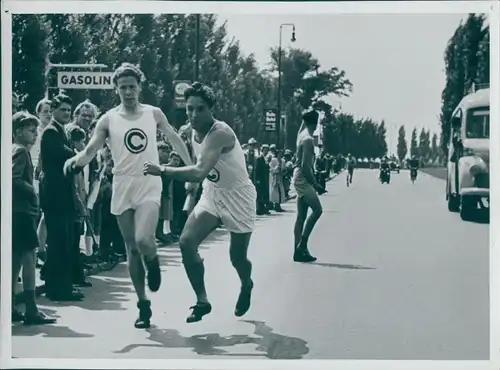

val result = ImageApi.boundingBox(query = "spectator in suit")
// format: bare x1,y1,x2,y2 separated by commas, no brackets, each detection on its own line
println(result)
32,98,52,266
245,138,258,185
39,94,84,301
255,144,270,215
12,111,56,325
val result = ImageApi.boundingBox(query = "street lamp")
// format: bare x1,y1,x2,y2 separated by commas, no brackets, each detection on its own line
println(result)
277,23,296,149
195,14,201,81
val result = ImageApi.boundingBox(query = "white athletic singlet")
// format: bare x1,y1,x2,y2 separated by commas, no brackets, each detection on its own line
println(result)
191,120,251,189
106,104,162,215
191,120,256,233
107,104,160,176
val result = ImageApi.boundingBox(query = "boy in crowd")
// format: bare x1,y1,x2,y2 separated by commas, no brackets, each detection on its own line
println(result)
68,126,92,288
99,145,126,259
12,111,56,325
168,151,185,241
156,142,172,244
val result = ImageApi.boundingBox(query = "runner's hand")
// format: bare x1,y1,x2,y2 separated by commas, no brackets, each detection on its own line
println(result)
63,156,78,176
143,161,163,176
185,182,198,194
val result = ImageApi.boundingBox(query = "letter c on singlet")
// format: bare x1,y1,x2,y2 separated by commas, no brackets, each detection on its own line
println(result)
207,168,220,183
124,128,148,154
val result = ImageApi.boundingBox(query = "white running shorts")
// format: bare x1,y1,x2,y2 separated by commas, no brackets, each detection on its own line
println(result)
111,175,162,215
292,168,317,199
195,183,257,233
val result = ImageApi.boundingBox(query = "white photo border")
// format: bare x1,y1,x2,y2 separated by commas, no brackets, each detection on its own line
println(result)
1,1,499,370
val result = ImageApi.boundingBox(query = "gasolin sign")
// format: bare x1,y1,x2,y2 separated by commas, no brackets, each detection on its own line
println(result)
57,71,114,90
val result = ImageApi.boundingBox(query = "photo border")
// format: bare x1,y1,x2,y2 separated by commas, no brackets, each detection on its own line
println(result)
1,1,499,369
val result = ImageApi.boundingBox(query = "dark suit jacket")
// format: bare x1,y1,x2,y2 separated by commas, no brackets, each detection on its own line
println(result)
12,144,39,217
255,154,269,186
39,120,77,215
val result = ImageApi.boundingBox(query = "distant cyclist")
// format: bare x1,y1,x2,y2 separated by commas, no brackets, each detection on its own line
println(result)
346,153,356,185
408,155,419,182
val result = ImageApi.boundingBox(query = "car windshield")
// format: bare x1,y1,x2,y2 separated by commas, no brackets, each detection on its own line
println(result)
466,107,489,139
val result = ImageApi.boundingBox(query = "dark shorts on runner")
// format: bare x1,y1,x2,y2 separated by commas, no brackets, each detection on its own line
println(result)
12,212,39,253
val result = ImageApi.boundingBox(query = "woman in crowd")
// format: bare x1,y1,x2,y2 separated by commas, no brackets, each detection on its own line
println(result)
269,147,286,212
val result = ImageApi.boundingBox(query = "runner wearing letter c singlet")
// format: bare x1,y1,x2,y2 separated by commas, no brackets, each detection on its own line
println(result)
64,63,193,330
143,82,257,324
106,105,162,215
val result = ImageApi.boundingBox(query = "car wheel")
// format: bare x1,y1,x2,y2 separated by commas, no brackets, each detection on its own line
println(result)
447,194,460,212
460,196,477,221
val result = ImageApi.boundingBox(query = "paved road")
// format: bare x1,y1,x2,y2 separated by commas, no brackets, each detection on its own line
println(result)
12,169,489,360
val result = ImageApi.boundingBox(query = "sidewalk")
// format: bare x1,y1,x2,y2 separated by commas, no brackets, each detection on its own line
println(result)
14,170,343,302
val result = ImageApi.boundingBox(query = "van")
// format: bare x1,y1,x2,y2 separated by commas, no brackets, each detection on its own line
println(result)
445,85,489,221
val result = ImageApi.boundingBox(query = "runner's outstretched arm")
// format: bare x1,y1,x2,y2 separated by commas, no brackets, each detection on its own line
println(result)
154,108,193,167
143,127,233,183
161,128,232,182
63,115,109,175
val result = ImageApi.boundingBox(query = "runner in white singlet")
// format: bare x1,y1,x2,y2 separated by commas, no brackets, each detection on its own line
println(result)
106,104,163,215
143,82,257,323
190,120,256,233
63,63,192,329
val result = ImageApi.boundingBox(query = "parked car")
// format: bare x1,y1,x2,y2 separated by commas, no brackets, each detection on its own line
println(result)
445,85,489,221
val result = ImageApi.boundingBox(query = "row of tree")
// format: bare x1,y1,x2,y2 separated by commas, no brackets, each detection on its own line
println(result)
439,13,490,154
397,126,440,163
322,113,388,159
12,13,357,151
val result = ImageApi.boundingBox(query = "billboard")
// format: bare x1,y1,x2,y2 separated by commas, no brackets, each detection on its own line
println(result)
264,108,277,131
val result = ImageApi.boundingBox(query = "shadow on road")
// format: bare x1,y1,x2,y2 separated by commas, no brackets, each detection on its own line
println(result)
308,262,376,270
12,322,94,338
12,227,232,338
114,320,309,359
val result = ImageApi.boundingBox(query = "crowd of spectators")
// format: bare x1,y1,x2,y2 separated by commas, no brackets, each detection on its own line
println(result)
11,92,335,325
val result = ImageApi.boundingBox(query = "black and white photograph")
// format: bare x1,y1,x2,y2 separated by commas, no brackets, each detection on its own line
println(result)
1,1,499,369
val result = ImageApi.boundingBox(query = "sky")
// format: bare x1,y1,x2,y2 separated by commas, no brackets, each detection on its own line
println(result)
217,13,468,154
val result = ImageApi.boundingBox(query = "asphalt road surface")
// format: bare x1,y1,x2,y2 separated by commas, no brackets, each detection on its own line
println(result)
12,169,489,360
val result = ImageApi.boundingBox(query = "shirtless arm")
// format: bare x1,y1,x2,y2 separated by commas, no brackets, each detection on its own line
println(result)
160,128,234,183
154,107,193,167
64,115,109,175
300,138,319,188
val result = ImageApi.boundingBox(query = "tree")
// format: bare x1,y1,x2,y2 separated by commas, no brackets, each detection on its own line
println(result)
11,14,360,150
396,125,408,161
440,13,489,156
418,128,431,161
12,15,50,112
376,120,388,157
431,132,439,162
322,113,388,159
410,128,418,157
269,47,353,149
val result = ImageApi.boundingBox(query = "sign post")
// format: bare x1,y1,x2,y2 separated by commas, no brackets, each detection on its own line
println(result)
57,71,114,90
44,62,109,98
173,80,192,109
264,108,277,131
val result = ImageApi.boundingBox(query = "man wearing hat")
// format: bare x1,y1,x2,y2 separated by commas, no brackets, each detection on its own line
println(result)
291,110,325,262
283,149,294,199
255,143,270,215
245,138,258,184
